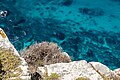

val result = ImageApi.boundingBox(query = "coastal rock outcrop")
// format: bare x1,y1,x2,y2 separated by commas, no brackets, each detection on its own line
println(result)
0,28,30,80
0,28,120,80
37,61,109,80
37,61,120,80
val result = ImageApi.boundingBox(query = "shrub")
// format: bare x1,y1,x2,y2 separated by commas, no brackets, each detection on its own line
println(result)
0,48,22,79
45,73,60,80
21,41,71,66
76,77,90,80
0,60,2,80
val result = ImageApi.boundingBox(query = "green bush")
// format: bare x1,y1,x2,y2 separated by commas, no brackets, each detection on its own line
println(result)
45,73,60,80
0,48,22,79
21,41,71,66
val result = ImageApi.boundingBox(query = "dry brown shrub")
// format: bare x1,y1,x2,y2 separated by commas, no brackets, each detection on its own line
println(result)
21,41,71,66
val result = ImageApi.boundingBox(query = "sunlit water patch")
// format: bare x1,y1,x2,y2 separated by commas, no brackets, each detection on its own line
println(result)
0,0,120,69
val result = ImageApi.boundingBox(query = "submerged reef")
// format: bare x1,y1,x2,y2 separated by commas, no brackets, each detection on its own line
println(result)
0,0,120,70
78,8,104,17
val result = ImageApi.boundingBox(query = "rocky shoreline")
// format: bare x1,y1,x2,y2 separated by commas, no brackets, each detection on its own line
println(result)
0,28,120,80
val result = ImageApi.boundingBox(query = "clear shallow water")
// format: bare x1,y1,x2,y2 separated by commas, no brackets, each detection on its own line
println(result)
0,0,120,70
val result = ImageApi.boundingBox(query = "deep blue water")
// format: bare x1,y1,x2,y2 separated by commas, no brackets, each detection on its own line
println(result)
0,0,120,70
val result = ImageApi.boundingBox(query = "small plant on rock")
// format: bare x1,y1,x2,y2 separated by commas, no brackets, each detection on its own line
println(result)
45,73,60,80
0,48,22,79
76,77,90,80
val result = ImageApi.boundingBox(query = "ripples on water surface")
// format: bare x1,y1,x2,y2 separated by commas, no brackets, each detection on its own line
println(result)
0,0,120,69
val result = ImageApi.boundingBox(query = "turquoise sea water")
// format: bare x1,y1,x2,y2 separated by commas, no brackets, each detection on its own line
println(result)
0,0,120,70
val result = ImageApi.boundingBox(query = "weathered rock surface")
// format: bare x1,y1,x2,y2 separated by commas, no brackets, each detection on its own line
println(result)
38,61,105,80
0,28,19,56
38,61,120,80
0,28,30,79
114,68,120,76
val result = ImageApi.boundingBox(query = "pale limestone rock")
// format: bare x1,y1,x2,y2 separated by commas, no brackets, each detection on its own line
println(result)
89,62,111,75
62,52,71,58
38,60,105,80
105,71,120,80
38,61,120,80
114,68,120,76
0,28,19,56
0,28,29,79
107,68,120,79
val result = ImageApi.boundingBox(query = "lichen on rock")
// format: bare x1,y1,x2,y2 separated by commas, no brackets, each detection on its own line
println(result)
0,48,22,79
0,28,30,80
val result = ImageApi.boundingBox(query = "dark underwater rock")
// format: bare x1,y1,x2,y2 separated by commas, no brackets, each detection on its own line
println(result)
0,0,120,70
14,18,26,26
52,32,66,40
62,0,73,6
79,8,104,16
87,49,94,57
